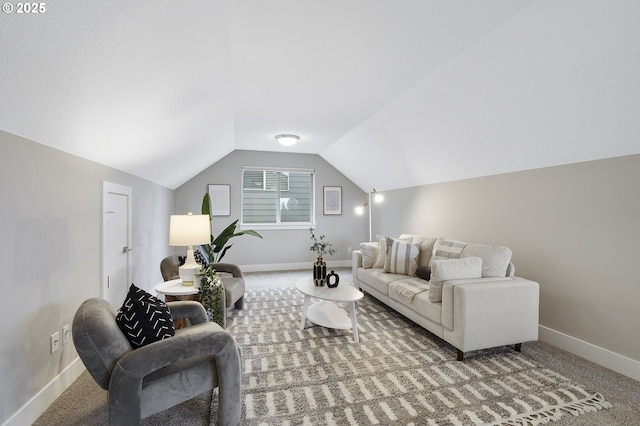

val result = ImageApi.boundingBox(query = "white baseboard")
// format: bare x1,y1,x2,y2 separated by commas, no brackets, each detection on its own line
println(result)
239,260,351,273
539,325,640,381
3,357,85,426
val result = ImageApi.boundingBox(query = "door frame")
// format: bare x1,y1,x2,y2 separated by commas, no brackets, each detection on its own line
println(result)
102,181,133,300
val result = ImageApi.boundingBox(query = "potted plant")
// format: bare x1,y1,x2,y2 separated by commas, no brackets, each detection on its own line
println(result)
196,192,262,326
197,264,226,328
309,227,336,286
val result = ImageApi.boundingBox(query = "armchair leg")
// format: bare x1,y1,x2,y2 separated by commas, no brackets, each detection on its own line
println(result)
234,296,245,310
514,343,522,352
457,349,464,361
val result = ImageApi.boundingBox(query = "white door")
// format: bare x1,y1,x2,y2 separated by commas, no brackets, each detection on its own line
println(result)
103,182,132,308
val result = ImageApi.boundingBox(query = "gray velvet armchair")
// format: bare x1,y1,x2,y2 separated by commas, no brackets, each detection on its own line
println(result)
72,298,242,425
160,255,246,310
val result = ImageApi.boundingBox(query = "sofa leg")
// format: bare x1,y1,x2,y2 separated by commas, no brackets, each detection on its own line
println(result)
457,349,464,361
514,343,522,352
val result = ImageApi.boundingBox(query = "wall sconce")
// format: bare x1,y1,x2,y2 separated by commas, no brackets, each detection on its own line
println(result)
355,189,384,242
275,134,300,146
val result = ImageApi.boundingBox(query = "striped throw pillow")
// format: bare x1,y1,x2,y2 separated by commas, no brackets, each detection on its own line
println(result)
430,239,467,266
384,239,421,275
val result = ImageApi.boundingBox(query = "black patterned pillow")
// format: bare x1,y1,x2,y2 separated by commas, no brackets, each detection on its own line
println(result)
116,284,175,349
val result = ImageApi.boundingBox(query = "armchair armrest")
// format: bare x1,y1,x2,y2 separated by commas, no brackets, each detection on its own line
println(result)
211,263,243,278
110,323,242,425
114,322,231,377
166,301,208,324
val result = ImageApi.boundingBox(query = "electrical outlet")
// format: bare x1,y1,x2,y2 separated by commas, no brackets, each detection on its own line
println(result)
50,332,60,354
348,246,352,253
62,325,70,345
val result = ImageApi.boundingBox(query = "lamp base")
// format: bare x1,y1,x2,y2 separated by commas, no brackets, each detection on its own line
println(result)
179,247,201,287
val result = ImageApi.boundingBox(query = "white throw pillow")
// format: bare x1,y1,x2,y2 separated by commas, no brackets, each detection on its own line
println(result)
359,242,379,269
384,240,421,275
428,256,483,303
459,244,512,277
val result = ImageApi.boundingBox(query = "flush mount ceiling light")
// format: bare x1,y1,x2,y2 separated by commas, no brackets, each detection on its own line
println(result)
275,134,300,146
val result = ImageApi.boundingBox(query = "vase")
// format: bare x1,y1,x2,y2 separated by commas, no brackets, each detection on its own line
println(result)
326,270,339,288
313,256,327,286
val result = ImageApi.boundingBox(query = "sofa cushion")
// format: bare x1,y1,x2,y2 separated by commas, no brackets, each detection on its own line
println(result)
428,257,483,303
116,284,175,349
357,268,406,295
401,289,443,325
399,235,438,268
383,240,421,275
460,243,512,277
359,242,379,269
388,277,429,303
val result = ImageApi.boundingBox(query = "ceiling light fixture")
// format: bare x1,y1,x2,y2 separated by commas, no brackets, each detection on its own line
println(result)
275,134,300,146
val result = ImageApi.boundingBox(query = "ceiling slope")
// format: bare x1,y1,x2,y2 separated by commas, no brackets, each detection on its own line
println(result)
322,1,640,191
2,1,639,190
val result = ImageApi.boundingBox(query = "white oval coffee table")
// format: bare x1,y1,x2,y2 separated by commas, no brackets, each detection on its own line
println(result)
295,277,364,343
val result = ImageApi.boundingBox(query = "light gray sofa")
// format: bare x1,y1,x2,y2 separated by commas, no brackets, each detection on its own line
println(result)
352,234,539,360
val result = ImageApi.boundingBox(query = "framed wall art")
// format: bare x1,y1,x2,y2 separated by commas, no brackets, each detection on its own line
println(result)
323,186,342,215
208,184,231,216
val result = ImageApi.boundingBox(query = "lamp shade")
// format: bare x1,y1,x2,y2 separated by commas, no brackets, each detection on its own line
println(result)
169,214,211,246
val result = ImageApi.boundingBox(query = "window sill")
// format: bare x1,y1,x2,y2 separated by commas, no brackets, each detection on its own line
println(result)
239,223,316,231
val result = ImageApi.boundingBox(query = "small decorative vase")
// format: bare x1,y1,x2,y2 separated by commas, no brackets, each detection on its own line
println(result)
326,270,339,288
313,256,327,286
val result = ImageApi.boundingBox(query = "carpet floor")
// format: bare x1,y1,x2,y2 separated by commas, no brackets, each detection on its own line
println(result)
34,268,639,425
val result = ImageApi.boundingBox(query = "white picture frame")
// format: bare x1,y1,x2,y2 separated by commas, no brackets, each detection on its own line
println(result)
208,184,231,216
323,186,342,215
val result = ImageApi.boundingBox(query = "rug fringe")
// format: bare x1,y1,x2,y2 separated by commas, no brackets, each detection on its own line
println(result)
496,392,612,425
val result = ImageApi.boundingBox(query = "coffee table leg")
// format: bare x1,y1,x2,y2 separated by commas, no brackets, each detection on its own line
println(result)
349,301,359,343
300,295,311,330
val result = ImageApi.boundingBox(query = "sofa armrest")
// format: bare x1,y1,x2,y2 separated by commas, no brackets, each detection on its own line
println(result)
442,277,539,353
352,250,363,283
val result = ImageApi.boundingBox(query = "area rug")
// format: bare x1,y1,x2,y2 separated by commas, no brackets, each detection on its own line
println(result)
223,287,611,425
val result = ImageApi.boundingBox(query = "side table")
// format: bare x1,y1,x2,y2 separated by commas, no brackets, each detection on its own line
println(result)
155,279,198,328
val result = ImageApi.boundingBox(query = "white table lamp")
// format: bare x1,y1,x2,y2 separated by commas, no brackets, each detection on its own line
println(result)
169,213,211,286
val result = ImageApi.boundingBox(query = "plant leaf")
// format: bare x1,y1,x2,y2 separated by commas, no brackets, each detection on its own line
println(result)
202,192,212,220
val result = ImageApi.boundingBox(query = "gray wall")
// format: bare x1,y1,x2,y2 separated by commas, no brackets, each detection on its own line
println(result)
372,154,640,365
174,150,367,268
0,130,174,424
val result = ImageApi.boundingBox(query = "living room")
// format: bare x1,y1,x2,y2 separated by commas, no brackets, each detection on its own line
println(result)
2,1,639,425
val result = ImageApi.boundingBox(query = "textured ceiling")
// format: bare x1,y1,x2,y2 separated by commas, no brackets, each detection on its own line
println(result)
2,1,639,190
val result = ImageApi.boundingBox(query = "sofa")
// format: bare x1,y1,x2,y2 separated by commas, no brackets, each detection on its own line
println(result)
352,234,539,360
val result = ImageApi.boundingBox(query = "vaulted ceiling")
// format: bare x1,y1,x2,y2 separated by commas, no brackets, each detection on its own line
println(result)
2,1,639,190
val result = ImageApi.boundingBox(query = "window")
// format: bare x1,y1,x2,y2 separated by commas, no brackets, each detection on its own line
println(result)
241,167,315,229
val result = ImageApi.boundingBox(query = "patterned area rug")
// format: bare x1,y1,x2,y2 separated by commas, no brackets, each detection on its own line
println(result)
224,287,611,425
